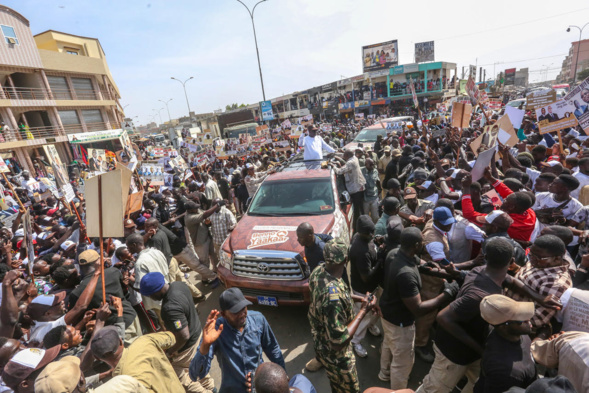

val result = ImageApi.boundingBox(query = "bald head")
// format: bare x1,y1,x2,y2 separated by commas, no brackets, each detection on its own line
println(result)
254,362,289,393
144,217,159,230
296,222,315,247
492,213,513,232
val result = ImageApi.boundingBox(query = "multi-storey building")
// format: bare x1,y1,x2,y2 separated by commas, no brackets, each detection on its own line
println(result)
557,38,589,84
0,5,123,172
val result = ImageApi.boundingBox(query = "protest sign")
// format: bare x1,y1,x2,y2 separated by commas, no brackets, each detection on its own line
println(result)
409,77,418,107
504,106,525,130
85,168,131,238
281,119,292,129
487,100,502,110
60,183,75,203
256,124,269,135
471,148,496,181
23,209,35,277
526,89,556,110
0,159,10,173
125,191,144,216
564,76,589,134
300,114,313,127
118,130,138,171
562,288,589,333
535,99,578,134
451,102,472,129
88,149,108,172
495,115,519,147
355,113,365,120
484,189,502,207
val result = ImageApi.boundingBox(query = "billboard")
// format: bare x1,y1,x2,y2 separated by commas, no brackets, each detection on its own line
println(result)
415,41,434,63
362,40,398,73
259,100,274,121
505,68,516,85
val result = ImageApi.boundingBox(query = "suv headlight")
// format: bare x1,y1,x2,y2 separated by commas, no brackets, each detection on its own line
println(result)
219,241,232,269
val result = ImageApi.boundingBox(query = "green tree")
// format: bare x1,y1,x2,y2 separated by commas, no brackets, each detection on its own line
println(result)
577,68,589,82
225,103,247,110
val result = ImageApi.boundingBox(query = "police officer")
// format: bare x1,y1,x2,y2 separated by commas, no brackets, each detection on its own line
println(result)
308,238,378,393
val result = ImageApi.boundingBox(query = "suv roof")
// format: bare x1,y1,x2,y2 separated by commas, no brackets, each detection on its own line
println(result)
268,154,333,180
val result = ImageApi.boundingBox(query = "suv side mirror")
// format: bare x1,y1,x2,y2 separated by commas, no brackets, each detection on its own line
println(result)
340,191,351,204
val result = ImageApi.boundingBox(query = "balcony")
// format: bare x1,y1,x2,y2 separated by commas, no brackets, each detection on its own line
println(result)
0,124,69,150
62,122,112,134
0,86,114,107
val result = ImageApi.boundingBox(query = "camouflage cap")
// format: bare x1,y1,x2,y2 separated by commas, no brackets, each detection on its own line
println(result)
323,238,348,265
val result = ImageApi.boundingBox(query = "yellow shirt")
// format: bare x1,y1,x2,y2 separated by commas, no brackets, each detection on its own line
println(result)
114,332,183,393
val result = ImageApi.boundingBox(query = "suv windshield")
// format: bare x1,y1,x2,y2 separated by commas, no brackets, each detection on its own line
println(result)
353,128,388,143
249,179,335,215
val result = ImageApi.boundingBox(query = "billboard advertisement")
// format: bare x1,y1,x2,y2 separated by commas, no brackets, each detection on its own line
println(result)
505,68,516,85
362,40,398,73
259,100,274,121
415,41,434,63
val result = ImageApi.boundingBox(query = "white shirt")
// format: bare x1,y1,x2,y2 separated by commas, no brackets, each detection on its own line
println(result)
29,315,66,344
448,219,486,244
298,134,335,160
526,167,541,189
572,172,589,200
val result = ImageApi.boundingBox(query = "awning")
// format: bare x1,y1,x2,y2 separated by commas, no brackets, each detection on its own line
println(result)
339,108,354,113
371,98,390,105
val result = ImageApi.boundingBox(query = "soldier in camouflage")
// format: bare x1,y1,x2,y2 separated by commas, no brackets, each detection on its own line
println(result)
308,237,378,393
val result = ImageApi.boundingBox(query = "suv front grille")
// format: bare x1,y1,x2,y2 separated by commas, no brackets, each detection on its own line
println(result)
239,288,304,301
232,252,304,280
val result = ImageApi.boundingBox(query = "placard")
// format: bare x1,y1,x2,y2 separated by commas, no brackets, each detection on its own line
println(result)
504,106,525,130
564,76,589,134
471,148,496,181
495,114,519,147
88,149,108,172
0,159,10,173
535,99,578,134
526,89,557,110
451,102,472,129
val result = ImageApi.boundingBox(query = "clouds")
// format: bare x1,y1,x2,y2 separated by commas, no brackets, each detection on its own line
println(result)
3,0,589,126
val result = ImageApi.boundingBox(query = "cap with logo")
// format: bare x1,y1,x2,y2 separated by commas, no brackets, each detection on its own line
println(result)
404,187,417,199
2,346,60,386
124,218,137,229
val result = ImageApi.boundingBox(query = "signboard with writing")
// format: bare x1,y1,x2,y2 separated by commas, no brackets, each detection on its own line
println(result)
504,68,516,85
260,100,274,121
415,41,434,63
526,89,557,110
67,129,123,144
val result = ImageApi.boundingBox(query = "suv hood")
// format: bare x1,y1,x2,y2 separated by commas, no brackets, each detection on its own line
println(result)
228,214,335,253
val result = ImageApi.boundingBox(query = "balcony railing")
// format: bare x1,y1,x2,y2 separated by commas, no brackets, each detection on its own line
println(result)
0,124,64,142
1,86,113,101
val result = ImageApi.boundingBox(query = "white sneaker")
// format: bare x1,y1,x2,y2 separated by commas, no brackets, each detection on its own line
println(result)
368,325,381,337
353,343,368,358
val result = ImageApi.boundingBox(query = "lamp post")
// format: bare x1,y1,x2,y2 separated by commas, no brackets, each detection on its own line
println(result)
567,23,589,85
171,77,194,119
236,0,268,101
153,108,163,125
159,99,173,122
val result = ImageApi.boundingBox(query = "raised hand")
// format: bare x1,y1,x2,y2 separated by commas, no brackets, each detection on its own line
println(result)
202,310,224,347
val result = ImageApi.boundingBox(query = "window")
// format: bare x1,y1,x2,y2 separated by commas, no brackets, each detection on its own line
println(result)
1,25,18,45
66,50,78,55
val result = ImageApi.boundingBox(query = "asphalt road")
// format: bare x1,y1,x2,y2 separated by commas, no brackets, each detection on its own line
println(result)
193,280,434,393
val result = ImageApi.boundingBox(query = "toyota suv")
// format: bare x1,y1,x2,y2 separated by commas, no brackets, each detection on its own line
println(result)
217,159,353,306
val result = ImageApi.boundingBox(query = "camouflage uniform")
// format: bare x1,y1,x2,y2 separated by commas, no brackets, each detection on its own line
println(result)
308,239,360,393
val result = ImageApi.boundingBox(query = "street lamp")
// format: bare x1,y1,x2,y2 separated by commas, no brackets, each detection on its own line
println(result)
153,108,164,125
567,23,589,84
236,0,268,101
159,99,173,122
171,77,194,119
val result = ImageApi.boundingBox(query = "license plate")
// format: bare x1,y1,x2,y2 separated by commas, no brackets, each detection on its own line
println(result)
257,296,278,307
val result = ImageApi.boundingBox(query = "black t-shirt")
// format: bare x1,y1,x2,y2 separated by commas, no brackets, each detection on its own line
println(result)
385,215,404,252
218,178,230,200
161,282,202,353
68,268,137,328
158,224,187,256
304,234,333,272
146,229,173,264
474,331,537,393
380,248,421,326
434,266,503,365
349,234,380,294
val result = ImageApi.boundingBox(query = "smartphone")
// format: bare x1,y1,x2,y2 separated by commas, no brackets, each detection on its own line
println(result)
439,258,451,267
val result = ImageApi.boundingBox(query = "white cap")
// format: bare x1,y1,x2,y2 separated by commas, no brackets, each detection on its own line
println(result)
418,180,433,189
60,240,76,251
450,169,461,179
485,210,506,224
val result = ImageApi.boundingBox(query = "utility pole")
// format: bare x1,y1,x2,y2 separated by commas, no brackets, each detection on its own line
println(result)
171,77,194,120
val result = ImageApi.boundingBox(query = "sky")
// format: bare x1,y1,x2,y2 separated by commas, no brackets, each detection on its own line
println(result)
4,0,589,126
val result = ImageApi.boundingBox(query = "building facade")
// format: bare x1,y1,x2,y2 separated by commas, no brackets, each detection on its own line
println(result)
557,39,589,83
0,5,123,173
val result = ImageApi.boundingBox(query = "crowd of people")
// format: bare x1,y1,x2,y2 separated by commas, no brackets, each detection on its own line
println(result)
0,99,588,393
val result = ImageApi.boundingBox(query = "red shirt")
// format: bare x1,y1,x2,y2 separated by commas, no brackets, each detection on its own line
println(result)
461,194,485,227
492,180,536,242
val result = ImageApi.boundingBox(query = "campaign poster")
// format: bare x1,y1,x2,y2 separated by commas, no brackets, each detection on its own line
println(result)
119,130,138,171
564,76,589,134
535,100,578,135
42,145,69,188
362,40,398,73
415,41,434,63
88,149,108,172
